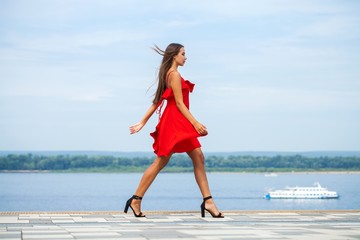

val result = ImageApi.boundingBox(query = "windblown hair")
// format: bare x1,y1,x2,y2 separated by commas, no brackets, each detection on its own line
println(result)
152,43,184,104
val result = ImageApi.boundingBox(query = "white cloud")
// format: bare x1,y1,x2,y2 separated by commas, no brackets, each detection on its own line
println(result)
165,20,202,28
0,0,135,24
0,79,114,102
169,0,344,18
4,30,151,53
207,86,360,112
295,15,360,38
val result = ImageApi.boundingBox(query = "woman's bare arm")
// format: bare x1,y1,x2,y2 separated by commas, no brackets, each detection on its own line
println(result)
129,103,157,134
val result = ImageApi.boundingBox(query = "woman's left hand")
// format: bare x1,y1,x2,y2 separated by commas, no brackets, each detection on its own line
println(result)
130,122,144,134
193,121,208,136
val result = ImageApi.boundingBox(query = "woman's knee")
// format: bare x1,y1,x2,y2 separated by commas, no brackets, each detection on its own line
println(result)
189,148,205,165
153,156,170,170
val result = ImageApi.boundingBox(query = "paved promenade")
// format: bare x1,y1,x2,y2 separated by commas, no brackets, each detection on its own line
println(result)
0,210,359,239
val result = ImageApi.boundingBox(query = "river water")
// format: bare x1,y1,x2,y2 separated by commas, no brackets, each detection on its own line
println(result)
0,172,359,211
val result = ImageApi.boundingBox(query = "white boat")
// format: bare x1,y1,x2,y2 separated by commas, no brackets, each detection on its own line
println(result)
264,173,278,177
264,182,339,199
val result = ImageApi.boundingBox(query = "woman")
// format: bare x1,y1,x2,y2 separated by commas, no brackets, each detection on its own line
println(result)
124,43,223,218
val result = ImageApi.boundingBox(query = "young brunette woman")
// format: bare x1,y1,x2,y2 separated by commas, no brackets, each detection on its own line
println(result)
125,43,224,218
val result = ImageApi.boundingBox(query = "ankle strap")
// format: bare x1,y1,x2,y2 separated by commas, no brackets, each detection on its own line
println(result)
132,195,143,200
203,196,212,201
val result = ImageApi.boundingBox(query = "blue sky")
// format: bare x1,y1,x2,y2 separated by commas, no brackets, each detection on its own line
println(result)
0,0,359,152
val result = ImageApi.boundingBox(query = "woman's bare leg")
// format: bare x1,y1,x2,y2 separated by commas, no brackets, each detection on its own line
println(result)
187,148,223,216
130,155,171,215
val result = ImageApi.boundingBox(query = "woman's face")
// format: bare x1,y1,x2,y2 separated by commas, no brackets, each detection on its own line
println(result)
173,47,187,66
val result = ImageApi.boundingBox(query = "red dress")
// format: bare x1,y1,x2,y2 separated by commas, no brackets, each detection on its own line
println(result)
150,77,205,156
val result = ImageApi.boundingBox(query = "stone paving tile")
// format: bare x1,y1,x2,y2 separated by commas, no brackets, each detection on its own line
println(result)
71,231,122,238
0,217,29,224
22,234,74,239
51,219,75,224
28,219,53,224
0,231,22,238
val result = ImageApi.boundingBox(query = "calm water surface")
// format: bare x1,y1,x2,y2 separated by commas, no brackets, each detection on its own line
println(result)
0,172,359,211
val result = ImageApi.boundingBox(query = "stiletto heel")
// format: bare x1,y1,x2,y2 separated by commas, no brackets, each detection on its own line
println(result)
124,195,145,217
200,196,224,218
201,205,205,218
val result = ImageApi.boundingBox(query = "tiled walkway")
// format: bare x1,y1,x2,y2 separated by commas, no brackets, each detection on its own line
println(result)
0,211,359,239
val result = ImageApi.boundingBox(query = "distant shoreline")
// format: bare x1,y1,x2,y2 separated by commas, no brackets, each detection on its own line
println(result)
1,150,360,157
2,153,359,173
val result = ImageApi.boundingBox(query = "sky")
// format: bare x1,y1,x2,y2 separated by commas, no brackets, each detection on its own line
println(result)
0,0,359,153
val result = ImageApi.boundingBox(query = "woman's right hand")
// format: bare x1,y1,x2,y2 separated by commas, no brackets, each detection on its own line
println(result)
193,121,208,136
130,122,145,134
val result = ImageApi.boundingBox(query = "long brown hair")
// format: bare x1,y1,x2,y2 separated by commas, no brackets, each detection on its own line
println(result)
152,43,184,104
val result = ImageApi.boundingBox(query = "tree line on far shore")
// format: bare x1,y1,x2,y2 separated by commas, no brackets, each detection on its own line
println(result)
0,153,359,172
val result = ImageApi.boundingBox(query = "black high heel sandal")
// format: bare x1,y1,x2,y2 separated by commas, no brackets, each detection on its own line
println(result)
124,195,145,217
200,196,224,218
